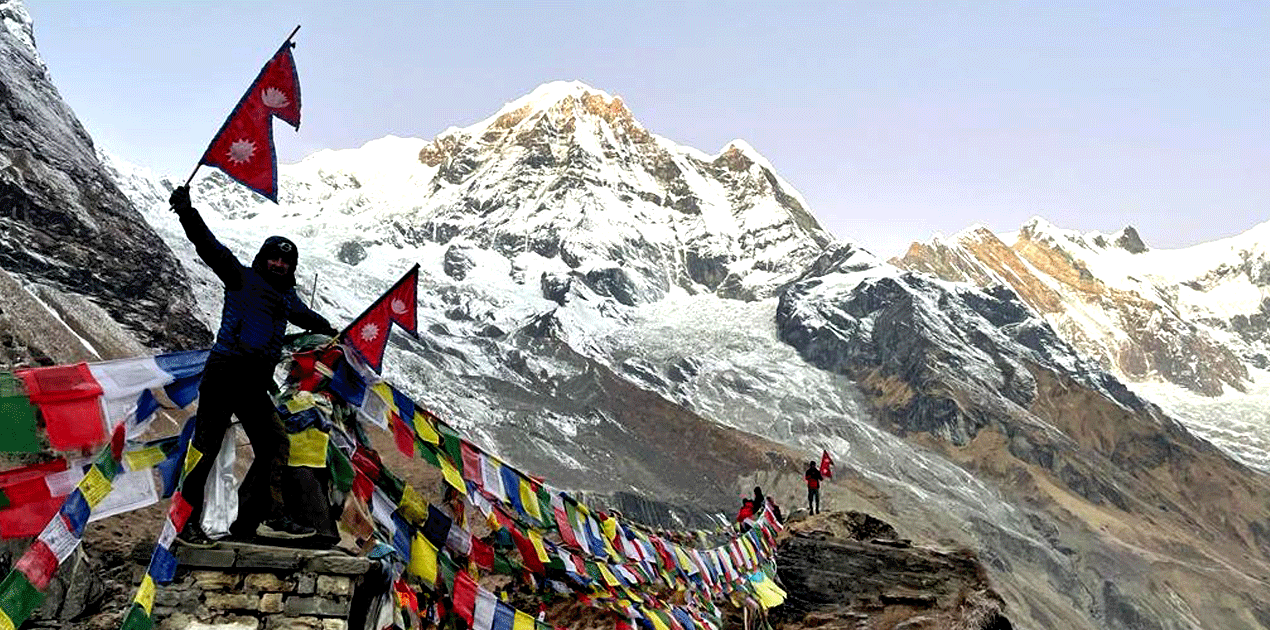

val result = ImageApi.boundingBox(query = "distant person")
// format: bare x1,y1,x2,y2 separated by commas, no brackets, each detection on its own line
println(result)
754,486,783,523
736,498,755,523
804,460,823,515
169,185,338,548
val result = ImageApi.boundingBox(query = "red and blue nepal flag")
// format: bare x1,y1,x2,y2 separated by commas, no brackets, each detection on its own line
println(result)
342,265,420,374
199,42,301,202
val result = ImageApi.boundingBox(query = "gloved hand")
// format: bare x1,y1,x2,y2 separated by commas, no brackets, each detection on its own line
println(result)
313,324,339,338
169,185,192,213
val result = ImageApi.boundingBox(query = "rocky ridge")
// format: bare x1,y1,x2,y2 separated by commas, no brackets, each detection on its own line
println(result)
895,218,1270,472
0,0,208,367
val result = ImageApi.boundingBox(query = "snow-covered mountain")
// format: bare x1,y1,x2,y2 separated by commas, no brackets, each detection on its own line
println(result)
897,218,1270,472
98,76,1270,629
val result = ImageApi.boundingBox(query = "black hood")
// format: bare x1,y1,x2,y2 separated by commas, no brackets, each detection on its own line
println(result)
252,235,299,288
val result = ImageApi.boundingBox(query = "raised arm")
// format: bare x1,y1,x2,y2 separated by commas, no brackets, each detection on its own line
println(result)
169,186,244,289
285,288,338,336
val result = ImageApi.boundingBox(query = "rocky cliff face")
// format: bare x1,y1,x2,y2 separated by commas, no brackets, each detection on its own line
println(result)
772,512,1012,630
895,219,1270,473
0,0,208,365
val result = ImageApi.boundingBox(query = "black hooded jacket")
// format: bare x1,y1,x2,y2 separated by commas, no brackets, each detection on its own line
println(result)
177,206,332,367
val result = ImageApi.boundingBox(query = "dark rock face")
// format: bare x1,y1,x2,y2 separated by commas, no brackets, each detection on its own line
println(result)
1114,226,1148,253
443,243,477,280
773,519,1012,630
336,240,368,266
0,5,207,355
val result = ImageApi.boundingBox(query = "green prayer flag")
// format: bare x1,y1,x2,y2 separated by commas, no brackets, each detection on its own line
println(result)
0,490,9,510
439,553,461,589
0,372,41,453
585,561,604,583
493,553,514,575
437,424,462,466
0,570,45,627
377,468,405,503
418,441,441,468
327,442,355,492
94,448,120,481
119,602,154,630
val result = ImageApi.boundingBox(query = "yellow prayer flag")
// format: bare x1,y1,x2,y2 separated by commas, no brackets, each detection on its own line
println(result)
598,563,620,587
528,530,550,564
123,446,166,471
675,547,694,572
519,479,541,521
438,454,466,492
0,610,15,630
643,607,670,630
409,533,438,586
399,485,428,524
601,533,621,562
372,383,397,413
413,411,440,445
601,516,618,541
78,466,113,507
285,391,316,413
182,445,203,477
288,428,330,468
752,572,786,609
135,575,156,614
513,610,536,630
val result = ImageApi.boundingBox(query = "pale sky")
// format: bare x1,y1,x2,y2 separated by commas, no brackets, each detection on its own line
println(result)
25,1,1269,258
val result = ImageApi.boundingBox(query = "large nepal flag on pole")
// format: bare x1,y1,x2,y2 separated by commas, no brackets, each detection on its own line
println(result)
195,28,302,202
342,264,419,373
819,449,834,479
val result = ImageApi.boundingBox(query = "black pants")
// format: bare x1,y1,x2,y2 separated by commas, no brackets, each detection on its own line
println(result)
807,487,819,515
181,356,287,533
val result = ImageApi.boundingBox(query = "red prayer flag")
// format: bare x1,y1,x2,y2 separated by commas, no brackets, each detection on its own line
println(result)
391,415,415,457
554,506,579,549
14,540,58,589
510,527,545,574
452,571,478,626
819,450,834,479
0,497,62,539
18,363,105,452
198,41,301,202
469,536,495,570
460,441,484,487
168,492,193,532
342,265,419,373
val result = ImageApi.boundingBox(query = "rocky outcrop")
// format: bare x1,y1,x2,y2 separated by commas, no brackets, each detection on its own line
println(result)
772,512,1012,630
0,0,208,363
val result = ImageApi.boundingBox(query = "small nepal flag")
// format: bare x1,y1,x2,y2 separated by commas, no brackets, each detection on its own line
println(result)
819,449,834,479
199,40,301,202
342,265,419,373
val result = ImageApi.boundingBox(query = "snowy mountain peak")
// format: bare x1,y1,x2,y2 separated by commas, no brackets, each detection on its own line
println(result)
445,80,639,142
1,0,45,72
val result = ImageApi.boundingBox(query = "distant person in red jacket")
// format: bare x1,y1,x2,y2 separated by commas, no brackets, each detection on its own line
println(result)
736,498,755,523
805,461,823,515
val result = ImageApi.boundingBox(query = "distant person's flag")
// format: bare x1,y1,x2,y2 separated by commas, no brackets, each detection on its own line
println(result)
343,265,420,373
819,450,833,479
194,31,302,202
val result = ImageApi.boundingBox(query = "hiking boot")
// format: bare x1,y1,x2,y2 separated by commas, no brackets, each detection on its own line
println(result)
176,524,218,549
256,517,316,540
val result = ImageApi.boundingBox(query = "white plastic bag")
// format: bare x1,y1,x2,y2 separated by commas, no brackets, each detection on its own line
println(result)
201,424,243,538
